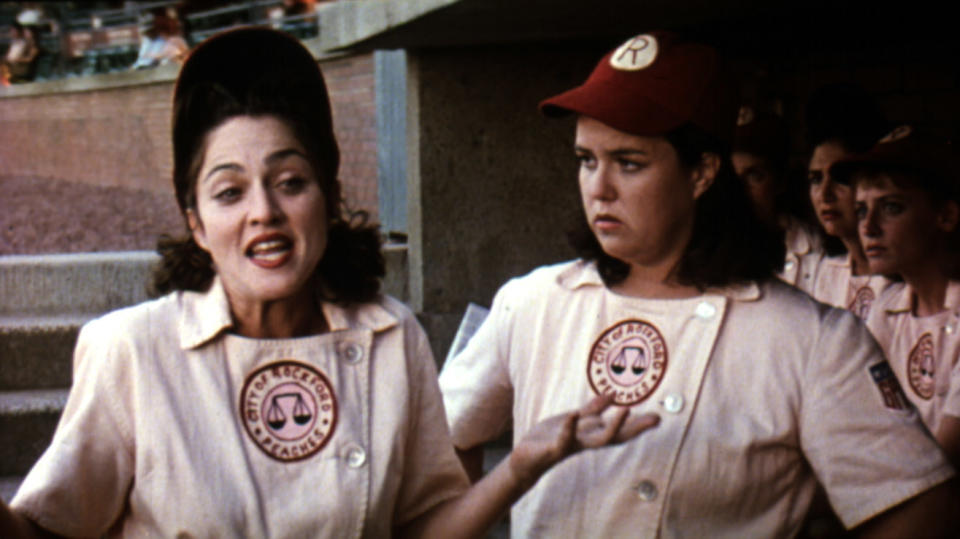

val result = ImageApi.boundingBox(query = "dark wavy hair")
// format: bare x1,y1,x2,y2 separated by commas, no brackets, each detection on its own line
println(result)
151,54,383,302
569,122,785,289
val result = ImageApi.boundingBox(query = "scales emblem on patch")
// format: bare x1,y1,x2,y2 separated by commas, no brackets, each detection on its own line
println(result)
848,285,876,320
610,34,659,71
240,360,338,462
907,332,936,400
587,319,667,405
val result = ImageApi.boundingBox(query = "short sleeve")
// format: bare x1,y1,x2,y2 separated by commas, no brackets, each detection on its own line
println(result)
943,355,960,420
800,308,954,528
392,320,470,526
11,317,136,537
438,282,516,449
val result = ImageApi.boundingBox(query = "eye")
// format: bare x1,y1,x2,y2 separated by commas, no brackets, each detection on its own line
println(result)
808,171,823,185
576,152,597,170
617,158,644,173
277,176,309,194
855,203,867,221
882,201,905,216
213,186,243,203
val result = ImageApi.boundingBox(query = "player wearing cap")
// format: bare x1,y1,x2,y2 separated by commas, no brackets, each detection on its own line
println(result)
440,32,956,537
834,126,960,468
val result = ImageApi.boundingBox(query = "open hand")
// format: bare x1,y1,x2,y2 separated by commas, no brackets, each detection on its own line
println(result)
508,394,659,488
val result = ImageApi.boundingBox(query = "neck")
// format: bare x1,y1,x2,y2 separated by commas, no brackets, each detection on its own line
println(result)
904,261,953,317
840,235,869,275
611,262,701,299
230,294,327,339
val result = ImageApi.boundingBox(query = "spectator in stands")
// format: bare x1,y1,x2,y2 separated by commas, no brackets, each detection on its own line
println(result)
131,8,188,70
0,27,656,538
3,21,38,83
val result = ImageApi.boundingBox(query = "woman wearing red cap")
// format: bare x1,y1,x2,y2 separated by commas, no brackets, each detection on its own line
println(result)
440,32,955,537
0,28,657,538
835,126,960,468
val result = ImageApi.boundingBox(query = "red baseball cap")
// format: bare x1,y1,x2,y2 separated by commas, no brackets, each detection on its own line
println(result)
540,31,738,143
830,125,960,196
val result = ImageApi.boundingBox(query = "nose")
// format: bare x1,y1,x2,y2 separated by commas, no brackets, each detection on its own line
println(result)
819,176,837,203
861,204,882,239
249,183,283,225
582,162,616,201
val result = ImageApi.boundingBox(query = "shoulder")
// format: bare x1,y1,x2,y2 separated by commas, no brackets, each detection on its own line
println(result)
80,292,181,342
497,259,596,300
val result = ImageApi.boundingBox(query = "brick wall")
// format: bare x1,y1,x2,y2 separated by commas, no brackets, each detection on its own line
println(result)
0,52,379,217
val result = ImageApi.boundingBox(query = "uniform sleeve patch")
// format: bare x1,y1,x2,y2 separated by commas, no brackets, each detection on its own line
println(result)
869,362,910,411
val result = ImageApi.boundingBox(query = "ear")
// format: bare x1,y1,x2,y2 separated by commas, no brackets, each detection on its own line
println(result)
186,208,210,252
691,152,721,200
936,200,960,233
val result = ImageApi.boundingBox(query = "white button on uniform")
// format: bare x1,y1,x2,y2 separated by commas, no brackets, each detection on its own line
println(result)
945,322,956,335
663,393,684,414
694,301,716,319
345,445,367,468
634,480,658,501
340,342,364,364
784,260,796,271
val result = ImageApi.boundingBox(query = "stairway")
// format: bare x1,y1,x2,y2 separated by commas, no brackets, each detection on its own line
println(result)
0,251,159,503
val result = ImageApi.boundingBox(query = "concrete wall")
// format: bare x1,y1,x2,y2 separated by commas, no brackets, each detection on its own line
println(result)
407,44,602,358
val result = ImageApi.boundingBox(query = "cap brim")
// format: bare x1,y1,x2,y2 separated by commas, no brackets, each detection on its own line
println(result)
540,84,685,137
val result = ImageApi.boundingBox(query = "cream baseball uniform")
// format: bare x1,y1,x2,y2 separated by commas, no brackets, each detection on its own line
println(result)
810,253,892,320
866,281,960,434
778,219,824,295
440,260,953,538
13,278,468,537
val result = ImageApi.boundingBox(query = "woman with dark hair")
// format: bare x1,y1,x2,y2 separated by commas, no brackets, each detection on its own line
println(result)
805,83,893,319
837,126,960,467
732,107,824,292
440,31,955,537
0,28,656,538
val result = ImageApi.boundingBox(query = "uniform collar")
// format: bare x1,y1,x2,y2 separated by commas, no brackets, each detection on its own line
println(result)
886,280,960,315
178,277,398,350
557,259,761,302
822,253,852,269
784,218,818,257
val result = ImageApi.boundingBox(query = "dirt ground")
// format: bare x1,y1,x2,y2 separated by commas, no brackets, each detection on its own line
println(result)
0,176,185,255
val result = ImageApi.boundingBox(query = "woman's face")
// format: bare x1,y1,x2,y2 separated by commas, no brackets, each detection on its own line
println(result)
809,141,858,240
575,116,713,272
856,174,953,278
732,151,778,223
188,115,327,307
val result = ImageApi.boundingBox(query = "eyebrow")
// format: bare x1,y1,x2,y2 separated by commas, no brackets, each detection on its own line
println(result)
202,148,310,183
574,145,649,156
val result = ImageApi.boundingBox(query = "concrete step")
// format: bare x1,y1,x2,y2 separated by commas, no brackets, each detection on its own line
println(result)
0,315,88,390
0,251,158,318
0,389,68,476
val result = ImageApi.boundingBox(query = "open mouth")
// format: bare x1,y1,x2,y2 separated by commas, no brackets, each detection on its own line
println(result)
246,236,293,267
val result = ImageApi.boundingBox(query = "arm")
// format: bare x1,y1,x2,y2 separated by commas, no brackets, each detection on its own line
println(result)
0,501,59,539
854,479,958,538
935,415,960,469
399,394,659,539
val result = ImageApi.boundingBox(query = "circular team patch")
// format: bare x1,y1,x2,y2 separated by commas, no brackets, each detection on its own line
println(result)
848,285,876,320
587,319,667,405
240,360,337,462
907,332,936,400
610,34,658,71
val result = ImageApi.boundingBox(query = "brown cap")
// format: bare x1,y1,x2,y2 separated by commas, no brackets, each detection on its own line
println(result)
172,27,338,213
540,31,738,143
830,125,959,196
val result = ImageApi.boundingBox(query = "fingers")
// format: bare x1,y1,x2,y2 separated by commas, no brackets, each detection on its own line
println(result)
613,413,660,443
579,392,616,416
